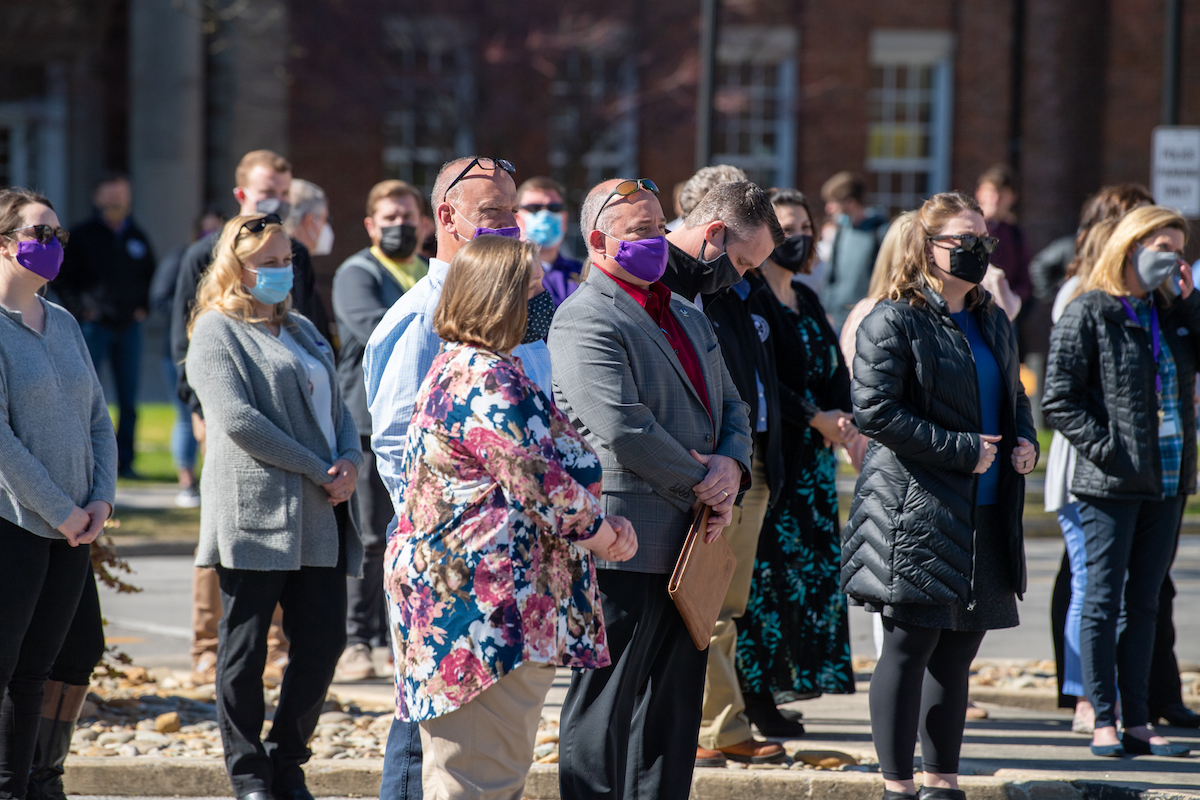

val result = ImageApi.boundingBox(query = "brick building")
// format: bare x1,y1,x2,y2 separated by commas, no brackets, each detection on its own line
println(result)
4,0,1199,292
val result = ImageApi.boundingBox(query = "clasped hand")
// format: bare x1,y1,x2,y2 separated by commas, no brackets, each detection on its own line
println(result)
974,434,1036,475
56,500,112,547
581,515,638,562
324,458,358,505
690,449,741,542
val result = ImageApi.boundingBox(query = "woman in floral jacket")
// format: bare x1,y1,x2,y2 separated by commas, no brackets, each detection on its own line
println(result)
385,236,637,799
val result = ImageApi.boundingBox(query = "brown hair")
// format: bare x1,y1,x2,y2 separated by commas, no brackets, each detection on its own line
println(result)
366,179,425,218
0,188,54,239
977,163,1017,192
685,180,785,247
433,236,538,353
821,171,865,204
1066,184,1154,281
1084,205,1188,298
869,210,916,300
888,192,987,310
767,187,817,273
517,176,566,204
188,215,292,338
235,150,291,188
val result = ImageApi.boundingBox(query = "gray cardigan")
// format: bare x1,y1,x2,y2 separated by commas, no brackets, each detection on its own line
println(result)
187,310,364,575
0,298,117,539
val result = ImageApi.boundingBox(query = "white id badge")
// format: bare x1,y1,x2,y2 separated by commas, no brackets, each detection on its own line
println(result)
1160,412,1180,439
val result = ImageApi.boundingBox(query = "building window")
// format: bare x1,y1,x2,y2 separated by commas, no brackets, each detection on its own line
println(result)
712,26,797,189
382,16,476,198
866,30,954,217
547,25,639,201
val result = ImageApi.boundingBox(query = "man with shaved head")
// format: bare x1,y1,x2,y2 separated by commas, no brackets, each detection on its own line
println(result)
362,155,556,798
549,178,752,800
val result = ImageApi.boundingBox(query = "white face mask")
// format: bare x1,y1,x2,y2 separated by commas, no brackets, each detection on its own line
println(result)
314,222,334,256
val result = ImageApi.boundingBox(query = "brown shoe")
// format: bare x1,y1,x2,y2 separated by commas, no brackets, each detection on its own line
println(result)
695,746,727,768
718,737,788,764
189,653,216,686
965,702,989,720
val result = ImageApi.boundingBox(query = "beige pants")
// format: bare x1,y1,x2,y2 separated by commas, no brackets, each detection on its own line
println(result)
698,455,770,749
191,564,288,667
419,661,556,800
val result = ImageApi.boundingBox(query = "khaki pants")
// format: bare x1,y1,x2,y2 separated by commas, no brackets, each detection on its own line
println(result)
420,661,556,800
192,564,288,667
698,455,770,749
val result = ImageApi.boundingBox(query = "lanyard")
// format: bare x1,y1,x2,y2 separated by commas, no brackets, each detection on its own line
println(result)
1119,297,1162,398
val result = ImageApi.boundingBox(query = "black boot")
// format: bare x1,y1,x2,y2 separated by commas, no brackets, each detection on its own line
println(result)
918,787,967,800
883,791,918,800
743,690,805,738
26,681,88,800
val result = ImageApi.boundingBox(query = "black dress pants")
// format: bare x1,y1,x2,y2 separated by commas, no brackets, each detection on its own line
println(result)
215,508,348,798
0,519,91,799
346,437,392,649
558,570,708,800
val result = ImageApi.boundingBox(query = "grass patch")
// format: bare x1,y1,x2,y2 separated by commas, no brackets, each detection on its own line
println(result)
109,403,202,486
108,506,201,539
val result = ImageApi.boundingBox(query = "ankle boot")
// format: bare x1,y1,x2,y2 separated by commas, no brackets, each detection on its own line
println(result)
27,680,89,800
883,791,918,800
743,690,805,737
918,787,967,800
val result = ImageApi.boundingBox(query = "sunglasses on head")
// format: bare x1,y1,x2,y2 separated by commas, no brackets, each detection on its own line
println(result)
2,225,69,247
520,202,565,214
929,233,999,254
239,213,282,236
593,179,660,229
443,157,517,201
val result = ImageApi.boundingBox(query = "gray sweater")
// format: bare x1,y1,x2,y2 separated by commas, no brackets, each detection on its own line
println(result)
0,298,117,539
186,310,364,575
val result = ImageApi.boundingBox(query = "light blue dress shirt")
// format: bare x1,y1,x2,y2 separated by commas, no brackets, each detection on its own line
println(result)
362,257,554,514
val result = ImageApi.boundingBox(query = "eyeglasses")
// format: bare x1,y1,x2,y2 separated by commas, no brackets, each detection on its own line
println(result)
442,157,517,201
238,213,282,236
593,179,659,229
929,234,999,254
520,203,565,214
1,224,69,247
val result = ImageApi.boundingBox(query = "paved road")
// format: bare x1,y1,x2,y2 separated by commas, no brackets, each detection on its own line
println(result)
99,536,1200,670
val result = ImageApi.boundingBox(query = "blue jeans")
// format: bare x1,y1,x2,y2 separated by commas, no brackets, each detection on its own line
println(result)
81,321,142,472
1078,494,1184,729
161,356,198,471
380,716,422,799
1057,503,1086,698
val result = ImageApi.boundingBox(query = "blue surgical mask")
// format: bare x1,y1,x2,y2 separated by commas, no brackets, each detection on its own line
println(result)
524,210,565,249
246,265,294,305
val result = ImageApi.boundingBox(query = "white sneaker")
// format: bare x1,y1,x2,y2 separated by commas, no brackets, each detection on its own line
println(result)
175,486,201,508
336,643,377,681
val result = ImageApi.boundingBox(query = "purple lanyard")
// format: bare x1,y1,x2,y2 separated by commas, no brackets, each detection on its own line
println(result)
1119,297,1162,397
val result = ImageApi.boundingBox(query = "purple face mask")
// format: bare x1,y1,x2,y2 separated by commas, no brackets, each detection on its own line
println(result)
15,239,64,281
451,204,520,240
600,233,669,283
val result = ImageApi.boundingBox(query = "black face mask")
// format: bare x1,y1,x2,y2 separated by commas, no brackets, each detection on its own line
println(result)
380,224,418,259
940,241,990,284
771,234,812,273
522,290,555,344
696,238,742,294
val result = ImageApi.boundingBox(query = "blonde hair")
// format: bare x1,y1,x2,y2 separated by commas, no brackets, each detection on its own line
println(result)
433,236,538,353
868,210,915,300
888,192,986,310
187,215,292,338
1084,205,1188,298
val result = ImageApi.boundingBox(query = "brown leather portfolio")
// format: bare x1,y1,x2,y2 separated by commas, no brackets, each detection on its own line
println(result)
668,505,737,650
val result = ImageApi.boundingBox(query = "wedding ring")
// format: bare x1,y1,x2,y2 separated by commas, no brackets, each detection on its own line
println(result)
721,490,729,499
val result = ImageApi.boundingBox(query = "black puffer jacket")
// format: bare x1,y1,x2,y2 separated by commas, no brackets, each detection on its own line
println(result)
843,285,1038,609
1042,289,1200,501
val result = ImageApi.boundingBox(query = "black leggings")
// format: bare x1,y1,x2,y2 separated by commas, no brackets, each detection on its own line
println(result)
869,616,986,781
49,565,107,686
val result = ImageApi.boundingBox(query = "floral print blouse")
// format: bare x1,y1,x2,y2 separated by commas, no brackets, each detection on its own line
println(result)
385,342,609,721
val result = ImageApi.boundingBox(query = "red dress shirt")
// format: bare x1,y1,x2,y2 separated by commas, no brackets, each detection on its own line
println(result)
598,265,711,416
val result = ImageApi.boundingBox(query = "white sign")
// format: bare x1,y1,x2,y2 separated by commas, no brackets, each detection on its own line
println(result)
1153,126,1200,218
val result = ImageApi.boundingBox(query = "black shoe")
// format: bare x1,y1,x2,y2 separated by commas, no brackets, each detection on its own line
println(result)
883,791,918,800
1157,703,1200,729
919,788,967,800
779,707,803,722
1121,733,1191,757
238,792,275,800
26,716,70,800
743,691,806,738
117,466,141,480
273,789,315,800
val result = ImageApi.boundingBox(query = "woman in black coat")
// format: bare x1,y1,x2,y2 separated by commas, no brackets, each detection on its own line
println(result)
1042,205,1198,759
846,191,1038,800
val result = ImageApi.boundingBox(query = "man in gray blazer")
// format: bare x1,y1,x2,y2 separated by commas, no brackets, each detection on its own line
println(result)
550,178,752,800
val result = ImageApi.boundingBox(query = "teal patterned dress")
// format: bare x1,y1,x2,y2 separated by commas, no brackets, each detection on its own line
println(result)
737,282,855,700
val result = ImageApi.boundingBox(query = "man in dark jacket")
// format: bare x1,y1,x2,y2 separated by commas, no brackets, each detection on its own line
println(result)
54,173,156,477
331,179,428,681
170,149,329,686
662,180,791,764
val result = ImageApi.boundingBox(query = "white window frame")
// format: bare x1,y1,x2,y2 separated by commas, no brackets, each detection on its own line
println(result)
711,25,798,188
866,30,955,214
